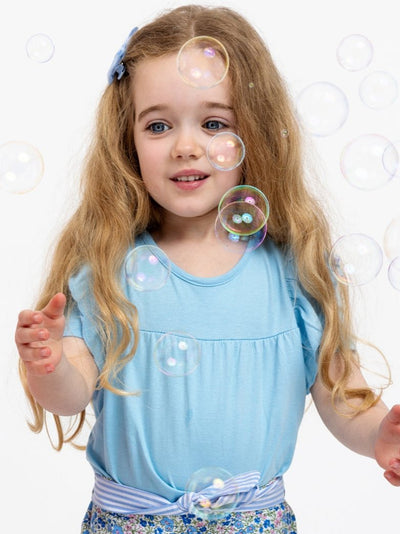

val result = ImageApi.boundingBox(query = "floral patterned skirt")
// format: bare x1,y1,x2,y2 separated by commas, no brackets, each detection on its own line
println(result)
81,501,297,533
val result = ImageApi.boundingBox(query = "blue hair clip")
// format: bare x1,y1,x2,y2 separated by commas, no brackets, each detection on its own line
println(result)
107,26,139,84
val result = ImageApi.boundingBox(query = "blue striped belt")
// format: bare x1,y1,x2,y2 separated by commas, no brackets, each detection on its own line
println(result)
92,471,285,515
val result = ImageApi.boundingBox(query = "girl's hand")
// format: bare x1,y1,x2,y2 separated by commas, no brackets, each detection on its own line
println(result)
15,293,66,376
375,404,400,486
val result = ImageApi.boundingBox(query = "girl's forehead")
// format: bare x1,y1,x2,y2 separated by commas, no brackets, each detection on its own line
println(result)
132,54,232,108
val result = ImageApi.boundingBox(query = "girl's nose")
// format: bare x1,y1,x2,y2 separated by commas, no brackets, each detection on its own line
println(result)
170,129,204,160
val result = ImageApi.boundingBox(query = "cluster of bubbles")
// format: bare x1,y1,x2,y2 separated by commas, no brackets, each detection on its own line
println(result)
293,33,400,291
124,244,203,377
0,33,55,195
124,36,270,390
296,34,399,192
175,36,270,252
297,34,398,137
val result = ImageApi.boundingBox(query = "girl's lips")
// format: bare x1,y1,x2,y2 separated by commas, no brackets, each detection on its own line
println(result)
170,169,210,190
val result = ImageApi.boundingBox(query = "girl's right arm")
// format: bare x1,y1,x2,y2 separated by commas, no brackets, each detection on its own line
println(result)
15,293,99,416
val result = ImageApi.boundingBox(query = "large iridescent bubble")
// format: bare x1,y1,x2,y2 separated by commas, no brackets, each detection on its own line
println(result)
215,185,269,252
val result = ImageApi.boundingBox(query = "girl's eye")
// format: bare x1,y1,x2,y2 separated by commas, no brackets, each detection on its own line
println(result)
148,122,170,134
203,120,227,131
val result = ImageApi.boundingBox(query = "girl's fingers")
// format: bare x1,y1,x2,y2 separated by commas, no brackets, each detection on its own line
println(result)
17,309,43,328
23,358,55,376
15,326,49,345
19,345,52,362
41,293,66,320
384,470,400,487
387,405,400,426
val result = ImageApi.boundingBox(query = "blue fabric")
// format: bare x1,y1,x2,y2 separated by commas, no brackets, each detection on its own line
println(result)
64,234,323,502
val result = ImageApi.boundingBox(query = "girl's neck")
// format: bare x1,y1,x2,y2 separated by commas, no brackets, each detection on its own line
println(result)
150,213,245,278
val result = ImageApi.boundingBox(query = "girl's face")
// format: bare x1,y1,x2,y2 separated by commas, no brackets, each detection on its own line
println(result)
132,54,242,224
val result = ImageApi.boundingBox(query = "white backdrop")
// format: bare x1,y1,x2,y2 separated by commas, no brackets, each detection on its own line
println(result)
1,0,400,532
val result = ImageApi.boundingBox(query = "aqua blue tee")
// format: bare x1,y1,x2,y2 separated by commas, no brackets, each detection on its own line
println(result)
64,233,323,502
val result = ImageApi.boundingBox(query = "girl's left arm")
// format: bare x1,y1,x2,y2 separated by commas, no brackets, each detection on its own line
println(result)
311,363,400,486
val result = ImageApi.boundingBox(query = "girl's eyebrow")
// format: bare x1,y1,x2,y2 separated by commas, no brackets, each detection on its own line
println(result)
137,105,168,122
136,102,234,122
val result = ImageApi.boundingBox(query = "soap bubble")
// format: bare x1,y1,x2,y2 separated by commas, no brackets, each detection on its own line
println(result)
153,332,201,376
359,71,398,109
336,34,373,71
214,217,267,252
329,234,383,286
125,245,171,291
382,140,400,178
383,215,400,260
177,36,229,89
218,185,269,233
185,467,239,520
26,33,55,63
215,185,268,252
0,141,44,193
207,132,245,171
296,82,349,136
218,199,266,236
340,134,396,190
388,257,400,291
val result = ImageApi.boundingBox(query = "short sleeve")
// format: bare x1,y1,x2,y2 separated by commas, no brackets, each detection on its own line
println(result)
285,260,324,393
63,265,106,369
64,301,84,338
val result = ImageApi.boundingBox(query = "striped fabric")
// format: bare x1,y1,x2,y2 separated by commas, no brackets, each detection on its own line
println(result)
92,471,285,515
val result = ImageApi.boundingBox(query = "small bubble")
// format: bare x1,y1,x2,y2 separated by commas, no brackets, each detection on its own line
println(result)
26,33,55,63
125,245,171,291
154,332,201,376
337,34,373,71
341,134,396,190
207,132,245,171
0,141,44,194
177,36,229,89
296,82,349,137
329,233,383,286
185,467,239,520
359,71,398,109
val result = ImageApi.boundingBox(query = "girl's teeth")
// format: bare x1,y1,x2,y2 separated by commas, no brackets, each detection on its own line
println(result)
176,175,204,182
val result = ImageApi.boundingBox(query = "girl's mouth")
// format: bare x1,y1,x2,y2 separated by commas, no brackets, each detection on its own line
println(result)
171,174,208,182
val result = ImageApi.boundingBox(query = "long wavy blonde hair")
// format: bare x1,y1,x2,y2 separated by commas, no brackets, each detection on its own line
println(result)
20,4,380,450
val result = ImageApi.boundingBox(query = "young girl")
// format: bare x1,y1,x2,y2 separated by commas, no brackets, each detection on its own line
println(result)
15,4,400,533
